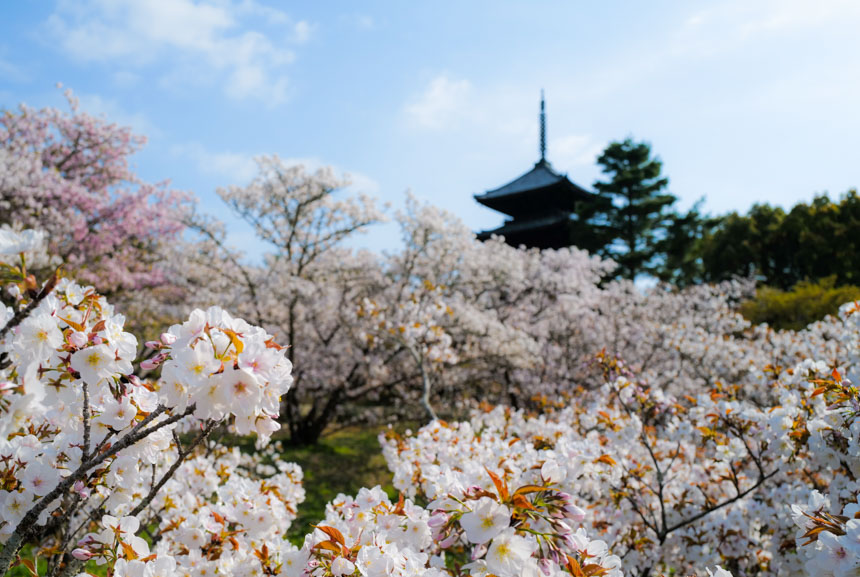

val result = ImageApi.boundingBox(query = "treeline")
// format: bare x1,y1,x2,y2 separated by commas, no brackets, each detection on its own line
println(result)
663,190,860,289
576,138,859,328
578,138,860,290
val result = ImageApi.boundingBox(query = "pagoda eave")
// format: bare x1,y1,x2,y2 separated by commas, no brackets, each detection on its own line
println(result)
474,181,586,218
476,213,576,250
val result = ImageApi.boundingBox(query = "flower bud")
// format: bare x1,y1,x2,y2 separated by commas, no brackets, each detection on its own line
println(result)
438,533,458,548
464,485,483,498
92,335,103,345
144,340,161,350
68,331,88,348
538,558,553,576
427,511,449,528
71,548,93,561
563,503,586,523
160,332,177,345
140,358,159,371
470,543,487,560
73,480,90,499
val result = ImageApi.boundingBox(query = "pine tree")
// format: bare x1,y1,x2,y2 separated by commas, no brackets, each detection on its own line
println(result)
591,138,675,279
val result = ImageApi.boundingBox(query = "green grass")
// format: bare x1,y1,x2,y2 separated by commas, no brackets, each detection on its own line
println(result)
281,425,401,545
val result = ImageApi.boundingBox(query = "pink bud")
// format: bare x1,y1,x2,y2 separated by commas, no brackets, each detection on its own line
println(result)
470,543,487,560
563,503,586,523
69,331,88,348
73,480,90,499
144,340,161,350
438,533,458,549
538,559,553,576
127,375,141,387
553,519,573,535
160,332,176,345
72,548,93,561
464,485,483,497
92,335,103,345
140,358,159,371
427,512,448,528
77,535,95,547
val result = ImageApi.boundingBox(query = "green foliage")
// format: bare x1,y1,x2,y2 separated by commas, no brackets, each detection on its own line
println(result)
655,199,722,286
700,191,860,289
587,138,676,279
740,276,860,330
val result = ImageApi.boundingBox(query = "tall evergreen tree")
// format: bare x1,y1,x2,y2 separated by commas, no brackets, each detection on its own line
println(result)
655,200,719,286
590,138,675,279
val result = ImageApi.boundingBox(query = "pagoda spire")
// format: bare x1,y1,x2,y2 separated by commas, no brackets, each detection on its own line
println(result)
539,90,546,162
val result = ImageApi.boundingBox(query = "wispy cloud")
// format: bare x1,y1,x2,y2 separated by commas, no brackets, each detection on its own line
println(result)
550,134,603,168
173,144,381,195
404,75,473,130
172,143,260,185
75,92,159,136
45,0,310,104
340,12,375,31
0,54,28,84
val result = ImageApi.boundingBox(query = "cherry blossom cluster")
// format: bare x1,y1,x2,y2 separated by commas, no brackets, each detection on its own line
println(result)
0,89,190,293
0,228,296,576
378,300,860,577
69,442,305,577
148,305,294,444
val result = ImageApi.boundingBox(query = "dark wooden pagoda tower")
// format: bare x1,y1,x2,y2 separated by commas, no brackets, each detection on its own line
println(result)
475,93,592,249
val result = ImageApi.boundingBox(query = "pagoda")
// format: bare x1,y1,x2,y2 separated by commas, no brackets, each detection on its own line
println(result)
475,93,592,250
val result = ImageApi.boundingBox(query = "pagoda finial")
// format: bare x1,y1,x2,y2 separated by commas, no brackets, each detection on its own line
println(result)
539,90,546,162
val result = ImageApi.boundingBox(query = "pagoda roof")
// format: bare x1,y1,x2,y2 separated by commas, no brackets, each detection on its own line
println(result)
476,213,577,250
474,159,591,217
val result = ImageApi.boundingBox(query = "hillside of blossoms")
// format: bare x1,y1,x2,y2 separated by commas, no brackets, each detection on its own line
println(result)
1,96,859,577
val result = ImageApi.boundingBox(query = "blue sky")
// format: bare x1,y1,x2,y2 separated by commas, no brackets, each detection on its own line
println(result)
2,0,860,255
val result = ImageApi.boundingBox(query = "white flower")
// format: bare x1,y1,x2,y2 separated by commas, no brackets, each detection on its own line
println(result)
13,312,63,366
18,461,58,497
98,515,150,559
0,227,45,256
0,490,31,526
485,528,536,576
217,366,263,416
460,497,511,544
70,344,119,385
281,548,310,577
94,395,136,431
331,556,356,577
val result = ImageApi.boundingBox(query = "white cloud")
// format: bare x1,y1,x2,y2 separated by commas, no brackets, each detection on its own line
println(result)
405,75,473,130
75,92,159,136
550,135,602,168
45,0,309,104
291,21,313,44
0,54,28,83
173,145,381,195
111,70,141,88
354,15,375,30
172,143,259,184
680,0,860,55
340,13,375,30
280,156,381,196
